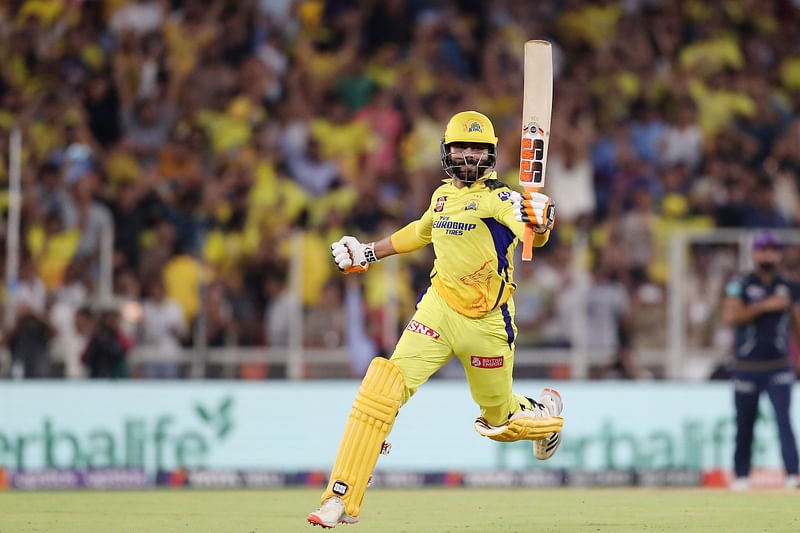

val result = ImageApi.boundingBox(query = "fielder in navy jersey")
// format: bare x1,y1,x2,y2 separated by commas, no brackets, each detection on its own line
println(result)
723,231,800,490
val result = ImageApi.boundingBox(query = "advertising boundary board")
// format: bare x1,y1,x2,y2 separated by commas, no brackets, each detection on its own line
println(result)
0,381,795,480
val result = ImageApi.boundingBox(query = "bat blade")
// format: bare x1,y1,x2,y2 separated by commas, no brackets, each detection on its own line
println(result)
520,40,553,261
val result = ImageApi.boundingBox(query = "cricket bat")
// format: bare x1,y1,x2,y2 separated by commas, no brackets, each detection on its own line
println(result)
519,40,553,261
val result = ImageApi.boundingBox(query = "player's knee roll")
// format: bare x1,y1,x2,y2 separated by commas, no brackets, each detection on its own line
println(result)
353,357,405,421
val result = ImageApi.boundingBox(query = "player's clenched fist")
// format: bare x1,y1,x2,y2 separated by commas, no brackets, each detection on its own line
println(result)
331,236,379,273
511,191,555,233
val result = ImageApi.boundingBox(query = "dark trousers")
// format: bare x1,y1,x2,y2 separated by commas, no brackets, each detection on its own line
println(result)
733,368,799,478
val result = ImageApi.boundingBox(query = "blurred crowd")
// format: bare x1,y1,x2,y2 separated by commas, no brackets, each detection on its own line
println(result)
1,0,799,379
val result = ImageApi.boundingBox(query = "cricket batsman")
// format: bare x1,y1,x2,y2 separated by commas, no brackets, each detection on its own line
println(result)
307,111,564,528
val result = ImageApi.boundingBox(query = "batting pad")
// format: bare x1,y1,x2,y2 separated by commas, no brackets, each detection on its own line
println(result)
322,357,405,518
474,411,563,442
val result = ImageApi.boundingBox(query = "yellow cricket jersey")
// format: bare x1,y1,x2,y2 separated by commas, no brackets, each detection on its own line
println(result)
391,173,549,318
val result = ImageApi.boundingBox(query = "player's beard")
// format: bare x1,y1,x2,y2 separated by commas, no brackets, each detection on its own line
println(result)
454,163,481,182
757,261,778,275
447,151,489,183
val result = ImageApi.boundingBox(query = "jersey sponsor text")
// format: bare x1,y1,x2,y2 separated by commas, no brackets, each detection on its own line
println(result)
432,216,477,236
471,356,504,368
406,320,440,339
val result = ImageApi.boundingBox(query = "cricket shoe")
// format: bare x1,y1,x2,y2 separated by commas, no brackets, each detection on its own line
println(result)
531,388,563,460
307,497,358,529
730,477,749,491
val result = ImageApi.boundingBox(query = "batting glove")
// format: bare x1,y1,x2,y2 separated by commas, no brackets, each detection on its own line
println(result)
331,236,379,273
511,191,555,233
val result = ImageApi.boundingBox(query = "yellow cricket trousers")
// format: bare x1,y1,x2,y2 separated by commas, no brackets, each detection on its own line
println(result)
389,285,525,425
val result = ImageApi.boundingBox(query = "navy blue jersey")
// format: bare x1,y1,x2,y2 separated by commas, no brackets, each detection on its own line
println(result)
725,273,799,362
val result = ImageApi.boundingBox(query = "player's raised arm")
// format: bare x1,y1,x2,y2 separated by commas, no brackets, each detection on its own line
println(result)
330,209,433,274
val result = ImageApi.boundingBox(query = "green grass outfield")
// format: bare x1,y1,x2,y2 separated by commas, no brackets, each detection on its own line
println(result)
1,488,798,533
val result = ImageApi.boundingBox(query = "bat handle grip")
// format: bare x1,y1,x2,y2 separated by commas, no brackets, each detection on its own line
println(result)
521,186,538,262
522,224,534,261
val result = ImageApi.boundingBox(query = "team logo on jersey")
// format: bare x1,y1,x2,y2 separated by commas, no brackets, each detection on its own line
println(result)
498,191,511,202
746,285,766,300
467,122,483,133
470,356,504,368
434,196,447,212
406,320,440,339
465,200,478,211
